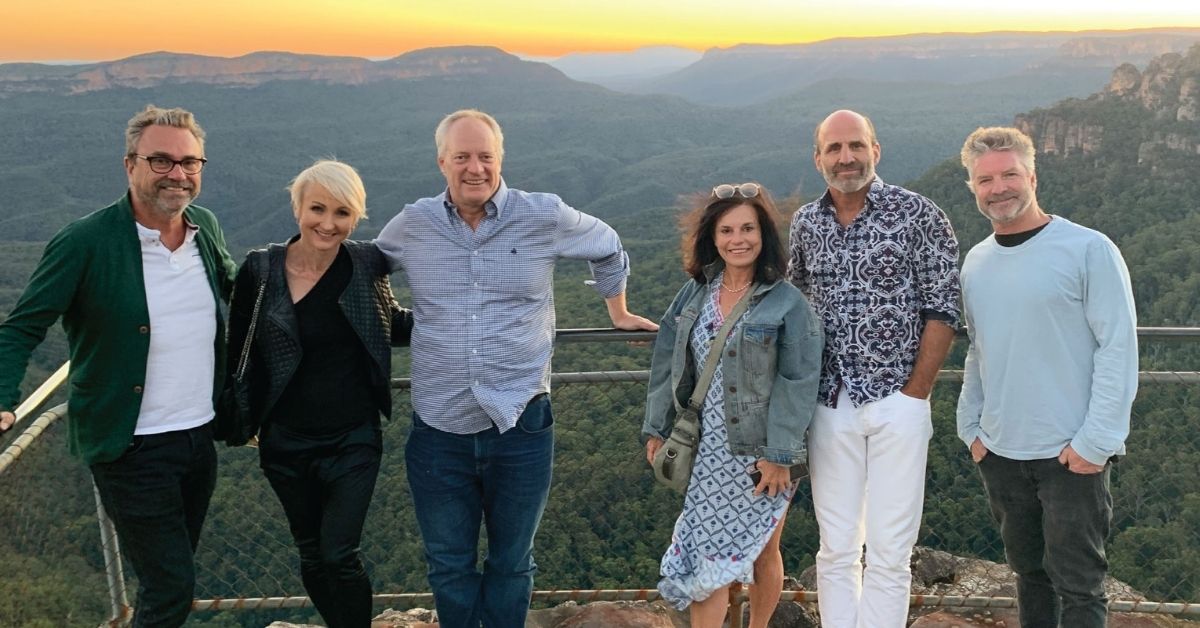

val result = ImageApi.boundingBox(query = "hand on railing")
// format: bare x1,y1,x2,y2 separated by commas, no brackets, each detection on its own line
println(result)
0,410,14,432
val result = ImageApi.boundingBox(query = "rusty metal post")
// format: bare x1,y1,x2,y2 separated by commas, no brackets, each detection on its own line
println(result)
728,581,745,628
94,482,132,627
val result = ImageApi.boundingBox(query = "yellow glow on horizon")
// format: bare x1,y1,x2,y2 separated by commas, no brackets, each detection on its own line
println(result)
1,0,1198,62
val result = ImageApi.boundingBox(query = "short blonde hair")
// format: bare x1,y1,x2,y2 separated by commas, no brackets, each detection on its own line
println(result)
287,159,367,223
125,104,205,156
434,109,505,161
961,126,1037,180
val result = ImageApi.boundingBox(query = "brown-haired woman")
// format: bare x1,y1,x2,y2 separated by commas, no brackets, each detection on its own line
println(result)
643,183,823,628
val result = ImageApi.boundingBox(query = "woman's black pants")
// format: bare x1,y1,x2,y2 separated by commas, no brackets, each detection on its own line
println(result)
260,421,382,628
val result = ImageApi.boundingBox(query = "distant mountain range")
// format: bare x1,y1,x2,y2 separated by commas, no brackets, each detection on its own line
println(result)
546,46,701,89
4,29,1198,107
622,29,1200,105
0,46,566,95
0,31,1196,258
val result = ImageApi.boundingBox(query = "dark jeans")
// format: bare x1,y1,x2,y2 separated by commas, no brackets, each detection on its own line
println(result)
90,422,217,628
259,421,382,628
978,452,1113,628
406,395,554,628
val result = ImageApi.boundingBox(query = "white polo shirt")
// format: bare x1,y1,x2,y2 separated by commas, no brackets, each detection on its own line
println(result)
133,220,218,435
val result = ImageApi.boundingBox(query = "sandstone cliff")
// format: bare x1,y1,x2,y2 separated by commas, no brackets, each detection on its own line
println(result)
1015,44,1200,162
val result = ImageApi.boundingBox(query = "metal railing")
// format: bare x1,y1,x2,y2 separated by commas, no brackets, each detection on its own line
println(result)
1,328,1198,627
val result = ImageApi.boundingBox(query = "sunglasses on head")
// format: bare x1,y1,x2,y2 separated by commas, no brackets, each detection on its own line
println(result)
711,183,761,200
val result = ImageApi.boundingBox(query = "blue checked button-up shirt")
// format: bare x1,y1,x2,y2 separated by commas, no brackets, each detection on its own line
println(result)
787,178,960,408
376,180,629,434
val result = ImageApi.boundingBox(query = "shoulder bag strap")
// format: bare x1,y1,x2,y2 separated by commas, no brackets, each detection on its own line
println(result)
686,283,758,411
234,257,270,381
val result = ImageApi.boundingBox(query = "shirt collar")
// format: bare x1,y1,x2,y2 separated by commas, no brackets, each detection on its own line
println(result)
441,178,511,221
134,215,199,245
816,176,886,217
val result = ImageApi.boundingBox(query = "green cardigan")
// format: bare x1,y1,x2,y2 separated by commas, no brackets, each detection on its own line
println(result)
0,193,236,464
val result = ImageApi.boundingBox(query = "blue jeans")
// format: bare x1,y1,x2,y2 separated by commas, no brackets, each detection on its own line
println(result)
90,422,217,628
406,395,554,628
978,453,1113,628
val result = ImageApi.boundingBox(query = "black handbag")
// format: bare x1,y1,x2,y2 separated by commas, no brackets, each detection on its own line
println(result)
215,261,267,446
651,285,756,492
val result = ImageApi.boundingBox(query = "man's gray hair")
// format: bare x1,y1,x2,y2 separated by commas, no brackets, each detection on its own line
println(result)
124,105,205,156
960,126,1036,177
434,109,505,160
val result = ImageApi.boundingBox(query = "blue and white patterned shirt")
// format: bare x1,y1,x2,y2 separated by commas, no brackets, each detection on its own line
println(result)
376,180,629,434
787,177,960,408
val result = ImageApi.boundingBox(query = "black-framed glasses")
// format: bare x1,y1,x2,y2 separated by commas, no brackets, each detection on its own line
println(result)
133,154,207,174
712,182,760,199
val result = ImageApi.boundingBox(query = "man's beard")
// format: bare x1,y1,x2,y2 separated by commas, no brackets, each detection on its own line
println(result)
822,161,874,194
977,192,1032,225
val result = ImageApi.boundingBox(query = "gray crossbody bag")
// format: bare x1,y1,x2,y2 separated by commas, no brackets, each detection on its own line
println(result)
651,286,756,492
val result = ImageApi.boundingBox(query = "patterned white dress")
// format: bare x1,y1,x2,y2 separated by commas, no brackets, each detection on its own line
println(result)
658,278,795,609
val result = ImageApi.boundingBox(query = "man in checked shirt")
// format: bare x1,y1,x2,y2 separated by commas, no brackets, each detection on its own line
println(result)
787,109,960,628
375,109,658,628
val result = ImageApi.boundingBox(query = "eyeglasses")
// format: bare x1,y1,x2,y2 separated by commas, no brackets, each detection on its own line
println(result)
133,154,207,174
711,183,760,199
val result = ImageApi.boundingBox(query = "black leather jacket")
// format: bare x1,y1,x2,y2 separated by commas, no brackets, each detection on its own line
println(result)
226,238,412,442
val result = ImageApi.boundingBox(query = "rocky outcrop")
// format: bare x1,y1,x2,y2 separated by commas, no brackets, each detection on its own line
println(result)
1178,76,1199,121
911,609,1197,627
1018,44,1200,160
1108,63,1143,98
1014,113,1105,156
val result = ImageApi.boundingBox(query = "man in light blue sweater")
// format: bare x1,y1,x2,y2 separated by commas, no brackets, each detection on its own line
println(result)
956,126,1138,628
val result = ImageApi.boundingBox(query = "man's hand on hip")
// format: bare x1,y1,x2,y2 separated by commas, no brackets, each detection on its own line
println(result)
1059,445,1106,474
970,437,989,463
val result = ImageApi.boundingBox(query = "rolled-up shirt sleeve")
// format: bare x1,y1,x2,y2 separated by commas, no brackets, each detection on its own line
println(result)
553,199,629,298
913,199,962,329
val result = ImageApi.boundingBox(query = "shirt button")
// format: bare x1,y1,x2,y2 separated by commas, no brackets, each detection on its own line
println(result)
472,349,478,354
471,315,477,320
730,417,740,424
728,350,736,357
729,386,737,393
138,325,149,334
132,385,143,394
473,250,479,256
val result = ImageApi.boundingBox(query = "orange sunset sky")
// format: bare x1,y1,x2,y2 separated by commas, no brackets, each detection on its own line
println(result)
2,0,1199,62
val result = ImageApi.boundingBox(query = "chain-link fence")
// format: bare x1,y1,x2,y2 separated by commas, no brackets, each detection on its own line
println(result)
1,331,1198,626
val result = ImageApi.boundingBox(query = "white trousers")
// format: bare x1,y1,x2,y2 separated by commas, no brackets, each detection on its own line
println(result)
809,387,932,628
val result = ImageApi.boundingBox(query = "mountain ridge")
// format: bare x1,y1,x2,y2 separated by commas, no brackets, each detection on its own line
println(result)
0,46,568,95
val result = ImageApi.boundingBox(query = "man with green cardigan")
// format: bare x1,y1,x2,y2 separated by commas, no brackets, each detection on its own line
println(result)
0,105,236,628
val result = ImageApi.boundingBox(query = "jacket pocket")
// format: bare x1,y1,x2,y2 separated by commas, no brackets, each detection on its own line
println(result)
740,323,779,388
728,400,769,454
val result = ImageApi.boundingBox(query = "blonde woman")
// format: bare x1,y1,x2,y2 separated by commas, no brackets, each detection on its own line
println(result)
226,160,410,627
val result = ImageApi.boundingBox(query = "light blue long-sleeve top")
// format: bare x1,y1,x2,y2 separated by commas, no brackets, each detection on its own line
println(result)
956,216,1138,465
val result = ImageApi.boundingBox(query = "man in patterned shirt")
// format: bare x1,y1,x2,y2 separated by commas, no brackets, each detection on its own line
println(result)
787,109,960,628
376,109,657,628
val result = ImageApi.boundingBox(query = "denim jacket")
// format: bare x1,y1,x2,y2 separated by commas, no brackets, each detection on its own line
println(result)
642,264,824,465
